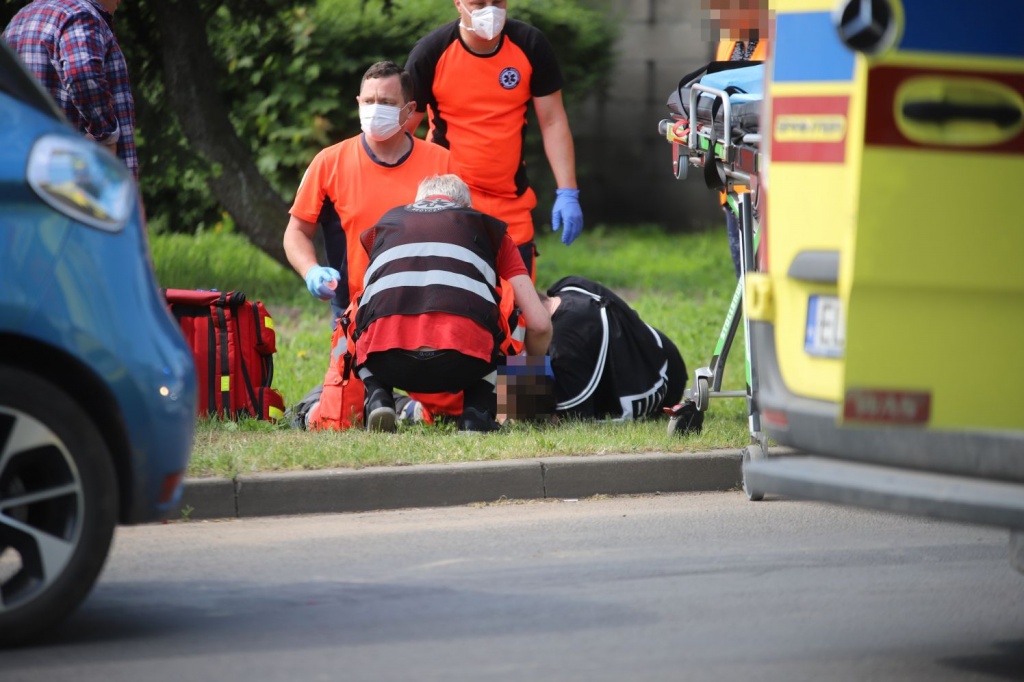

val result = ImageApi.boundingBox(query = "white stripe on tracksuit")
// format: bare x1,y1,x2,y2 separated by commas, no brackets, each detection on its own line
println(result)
554,287,609,411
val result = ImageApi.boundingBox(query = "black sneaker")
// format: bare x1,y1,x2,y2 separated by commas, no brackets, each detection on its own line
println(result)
365,389,397,433
457,407,501,433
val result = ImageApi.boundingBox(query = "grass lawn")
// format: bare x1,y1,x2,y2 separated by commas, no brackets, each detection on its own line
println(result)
151,223,752,478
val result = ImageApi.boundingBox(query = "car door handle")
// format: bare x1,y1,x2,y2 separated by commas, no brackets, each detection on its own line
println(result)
902,101,1022,128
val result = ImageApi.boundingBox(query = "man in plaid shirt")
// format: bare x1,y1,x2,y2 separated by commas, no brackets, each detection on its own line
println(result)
4,0,137,179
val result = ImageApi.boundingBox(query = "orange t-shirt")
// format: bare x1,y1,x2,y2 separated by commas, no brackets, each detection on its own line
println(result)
715,40,768,61
406,20,562,200
289,133,452,299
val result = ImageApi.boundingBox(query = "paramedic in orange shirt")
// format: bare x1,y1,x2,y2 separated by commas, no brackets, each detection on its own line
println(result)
403,0,583,278
354,174,551,433
706,0,769,58
704,0,769,277
283,61,453,316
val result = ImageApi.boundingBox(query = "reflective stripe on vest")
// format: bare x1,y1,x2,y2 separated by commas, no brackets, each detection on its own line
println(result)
511,320,526,343
360,269,499,309
362,241,497,290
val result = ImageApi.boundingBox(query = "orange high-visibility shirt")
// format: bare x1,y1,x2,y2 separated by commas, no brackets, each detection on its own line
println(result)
715,40,768,61
406,20,562,245
290,134,452,299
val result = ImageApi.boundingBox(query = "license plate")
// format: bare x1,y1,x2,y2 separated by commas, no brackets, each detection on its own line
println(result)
805,295,845,358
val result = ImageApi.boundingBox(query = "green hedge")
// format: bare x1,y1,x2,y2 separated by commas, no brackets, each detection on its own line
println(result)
139,0,617,234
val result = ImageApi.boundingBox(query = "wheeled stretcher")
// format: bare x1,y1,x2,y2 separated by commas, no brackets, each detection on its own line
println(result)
658,61,764,188
657,61,769,500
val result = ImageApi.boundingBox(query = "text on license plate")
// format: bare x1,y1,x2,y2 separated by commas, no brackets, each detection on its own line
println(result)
805,295,845,358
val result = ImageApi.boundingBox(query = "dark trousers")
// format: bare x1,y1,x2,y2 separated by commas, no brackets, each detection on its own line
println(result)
360,350,496,414
724,207,742,280
518,241,536,278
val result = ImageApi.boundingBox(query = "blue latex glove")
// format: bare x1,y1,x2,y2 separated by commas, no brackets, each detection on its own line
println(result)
552,188,583,246
304,265,341,301
501,354,554,380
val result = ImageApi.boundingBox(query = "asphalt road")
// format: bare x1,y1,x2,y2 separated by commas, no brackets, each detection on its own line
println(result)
3,492,1024,682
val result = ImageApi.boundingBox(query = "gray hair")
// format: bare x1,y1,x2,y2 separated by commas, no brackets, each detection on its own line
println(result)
416,174,472,207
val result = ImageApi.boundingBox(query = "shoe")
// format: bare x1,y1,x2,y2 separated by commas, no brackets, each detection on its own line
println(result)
365,389,397,433
394,395,424,424
457,407,501,433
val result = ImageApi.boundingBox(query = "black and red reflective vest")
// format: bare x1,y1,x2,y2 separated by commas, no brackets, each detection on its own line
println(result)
354,198,506,351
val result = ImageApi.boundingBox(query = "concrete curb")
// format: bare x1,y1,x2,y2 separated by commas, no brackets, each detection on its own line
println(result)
175,450,744,520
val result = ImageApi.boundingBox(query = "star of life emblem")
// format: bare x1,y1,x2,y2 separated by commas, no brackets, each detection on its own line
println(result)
499,67,521,90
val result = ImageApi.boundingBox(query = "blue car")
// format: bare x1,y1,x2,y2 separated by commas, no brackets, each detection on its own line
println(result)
0,43,196,644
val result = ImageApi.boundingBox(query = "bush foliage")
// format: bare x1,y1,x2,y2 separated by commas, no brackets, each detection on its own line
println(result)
128,0,616,234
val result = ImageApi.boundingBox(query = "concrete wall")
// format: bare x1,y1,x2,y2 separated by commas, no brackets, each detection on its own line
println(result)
571,0,721,231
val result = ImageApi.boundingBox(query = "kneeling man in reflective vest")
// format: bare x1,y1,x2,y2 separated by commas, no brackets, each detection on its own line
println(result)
353,174,552,432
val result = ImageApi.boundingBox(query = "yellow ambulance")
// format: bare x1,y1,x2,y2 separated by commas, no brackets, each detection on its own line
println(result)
743,0,1024,570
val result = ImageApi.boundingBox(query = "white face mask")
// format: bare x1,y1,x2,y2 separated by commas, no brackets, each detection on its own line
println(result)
460,3,506,41
359,103,405,142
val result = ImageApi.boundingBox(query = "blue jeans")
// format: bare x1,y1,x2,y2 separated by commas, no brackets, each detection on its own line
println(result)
724,207,742,280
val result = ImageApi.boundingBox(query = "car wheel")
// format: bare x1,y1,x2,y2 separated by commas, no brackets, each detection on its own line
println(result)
0,365,118,646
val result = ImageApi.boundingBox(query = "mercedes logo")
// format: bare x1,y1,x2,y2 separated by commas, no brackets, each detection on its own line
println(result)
833,0,900,56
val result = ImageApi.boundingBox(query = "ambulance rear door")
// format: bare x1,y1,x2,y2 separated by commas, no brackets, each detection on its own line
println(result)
836,0,1024,435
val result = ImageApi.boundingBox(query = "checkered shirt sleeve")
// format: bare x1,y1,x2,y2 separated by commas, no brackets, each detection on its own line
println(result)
3,1,138,179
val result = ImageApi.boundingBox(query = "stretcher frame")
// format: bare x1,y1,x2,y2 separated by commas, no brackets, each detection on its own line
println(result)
659,82,768,500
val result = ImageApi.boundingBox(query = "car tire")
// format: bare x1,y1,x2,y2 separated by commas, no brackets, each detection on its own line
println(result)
0,365,118,646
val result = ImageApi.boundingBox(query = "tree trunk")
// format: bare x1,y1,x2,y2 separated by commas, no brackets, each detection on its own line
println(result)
152,0,291,268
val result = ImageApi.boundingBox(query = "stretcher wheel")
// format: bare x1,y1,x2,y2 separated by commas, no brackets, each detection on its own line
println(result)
665,400,704,437
695,376,710,412
741,443,766,502
666,415,683,437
